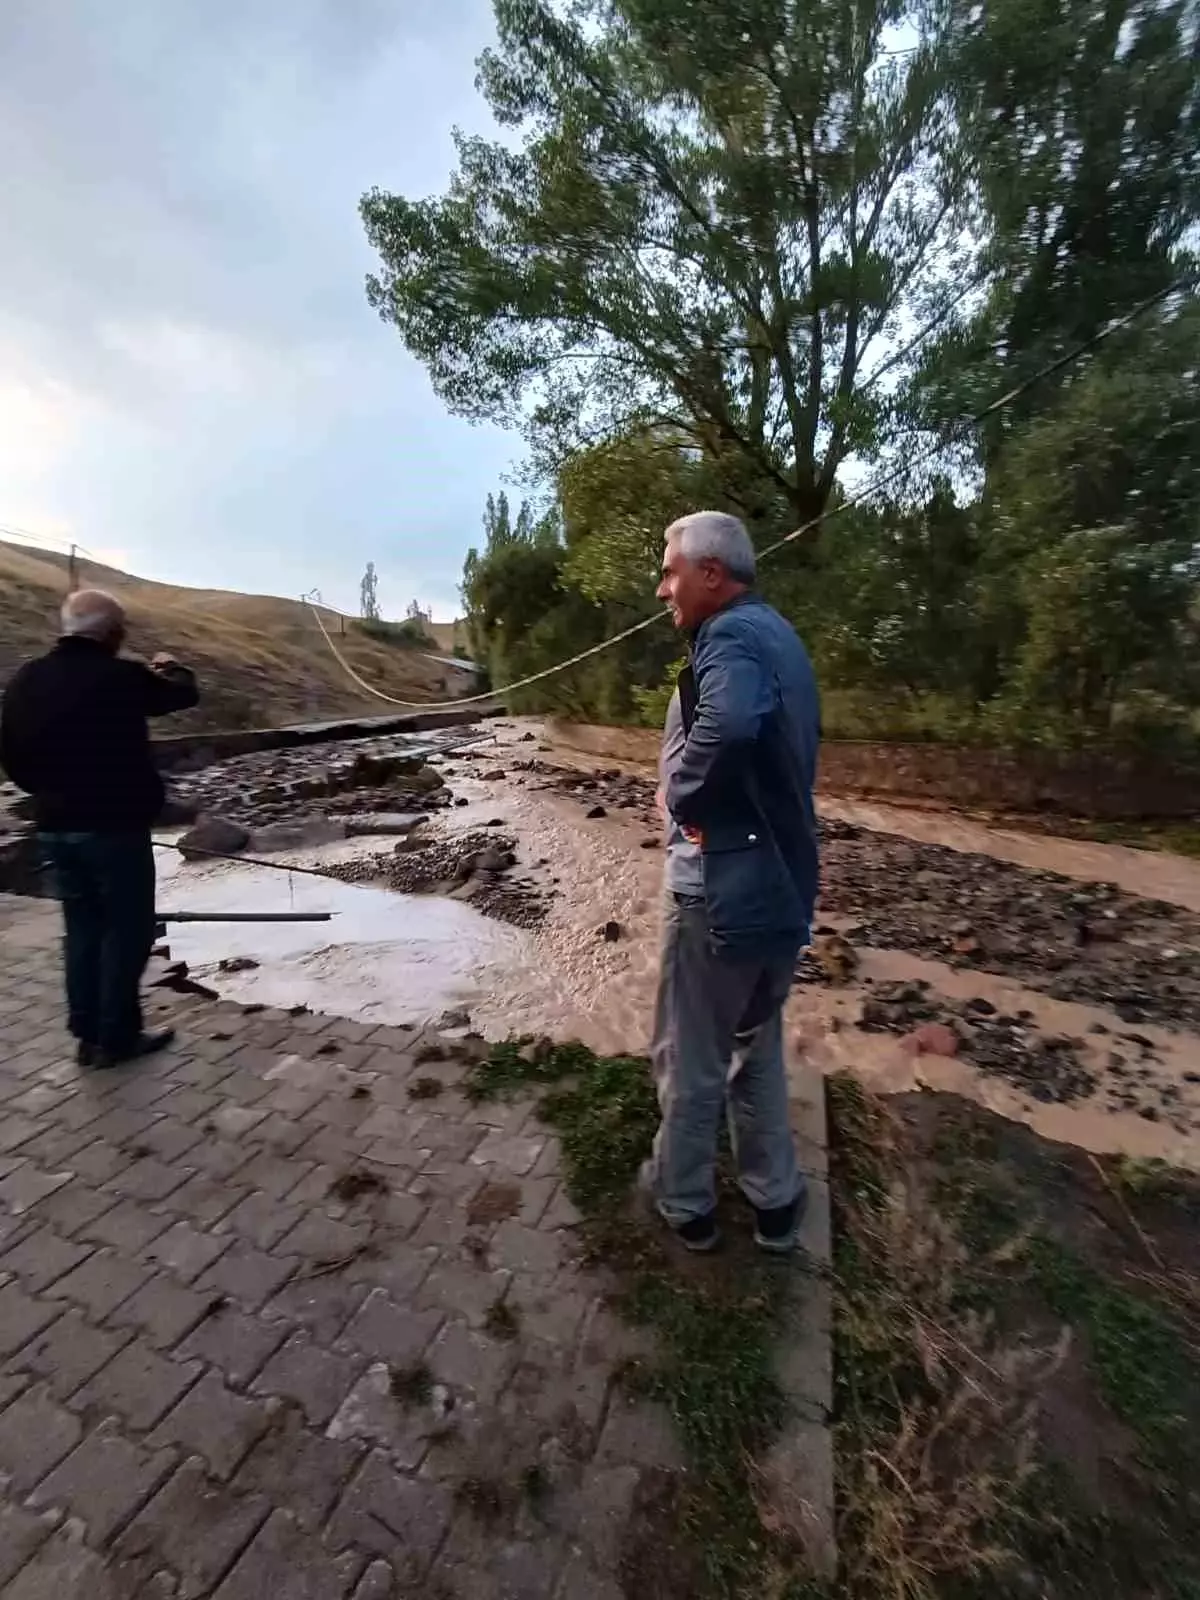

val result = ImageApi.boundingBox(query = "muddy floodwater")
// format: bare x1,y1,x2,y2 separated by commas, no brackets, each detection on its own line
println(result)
159,718,1200,1172
154,847,539,1030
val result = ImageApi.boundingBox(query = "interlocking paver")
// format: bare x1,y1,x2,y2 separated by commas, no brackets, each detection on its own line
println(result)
157,1170,250,1227
150,1368,276,1479
76,1336,202,1431
200,1241,297,1311
251,1331,364,1426
325,1450,453,1581
9,1234,103,1307
340,1289,442,1365
65,1140,126,1184
2,1524,118,1600
109,1271,221,1350
213,1509,361,1600
105,1153,193,1204
235,1408,363,1532
114,1456,271,1598
0,1162,73,1215
82,1198,172,1253
143,1218,231,1282
489,1221,565,1279
417,1264,512,1329
264,1274,367,1346
46,1247,151,1320
0,1502,56,1588
0,1384,84,1492
0,1279,62,1356
350,1559,394,1600
275,1211,371,1264
0,891,834,1593
218,1191,305,1250
15,1307,133,1399
325,1362,432,1465
29,1419,176,1545
176,1302,289,1389
428,1319,519,1406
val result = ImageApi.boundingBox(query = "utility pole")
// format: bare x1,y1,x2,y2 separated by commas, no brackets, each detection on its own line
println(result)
67,543,78,592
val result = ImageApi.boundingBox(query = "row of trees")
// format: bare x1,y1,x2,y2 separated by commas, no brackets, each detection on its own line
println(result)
363,0,1200,748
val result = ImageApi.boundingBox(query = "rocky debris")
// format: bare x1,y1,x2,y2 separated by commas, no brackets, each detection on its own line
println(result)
164,730,461,831
858,979,1096,1104
177,816,251,860
248,817,347,853
218,956,259,973
325,832,551,930
900,1021,960,1058
817,819,1200,1031
802,931,859,984
601,920,623,942
510,759,659,831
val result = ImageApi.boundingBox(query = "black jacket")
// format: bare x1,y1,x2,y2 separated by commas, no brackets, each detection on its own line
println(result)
0,637,199,832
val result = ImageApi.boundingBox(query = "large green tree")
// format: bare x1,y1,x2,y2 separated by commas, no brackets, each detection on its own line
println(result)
917,0,1199,459
362,0,974,530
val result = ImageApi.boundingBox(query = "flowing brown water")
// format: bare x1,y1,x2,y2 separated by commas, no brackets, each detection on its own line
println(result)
161,719,1200,1170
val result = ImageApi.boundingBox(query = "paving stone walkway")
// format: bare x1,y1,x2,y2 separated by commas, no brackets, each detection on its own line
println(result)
0,891,831,1598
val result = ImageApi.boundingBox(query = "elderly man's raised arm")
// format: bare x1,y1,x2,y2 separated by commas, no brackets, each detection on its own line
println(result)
134,656,200,717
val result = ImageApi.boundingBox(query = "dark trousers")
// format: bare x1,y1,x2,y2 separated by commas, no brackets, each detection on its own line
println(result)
40,831,156,1053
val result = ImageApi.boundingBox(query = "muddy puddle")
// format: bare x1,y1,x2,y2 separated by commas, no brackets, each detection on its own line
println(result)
153,844,542,1031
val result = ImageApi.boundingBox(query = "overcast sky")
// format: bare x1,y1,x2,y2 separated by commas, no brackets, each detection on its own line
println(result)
0,0,517,618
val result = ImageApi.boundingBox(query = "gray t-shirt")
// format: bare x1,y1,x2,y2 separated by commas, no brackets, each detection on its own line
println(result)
661,689,704,896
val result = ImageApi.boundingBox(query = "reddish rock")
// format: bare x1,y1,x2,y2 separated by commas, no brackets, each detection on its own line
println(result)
900,1022,960,1058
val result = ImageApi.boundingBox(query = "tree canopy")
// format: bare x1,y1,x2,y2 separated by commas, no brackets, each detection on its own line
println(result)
365,0,1200,752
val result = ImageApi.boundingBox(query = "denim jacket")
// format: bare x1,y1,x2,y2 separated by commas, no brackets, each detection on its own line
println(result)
665,593,820,957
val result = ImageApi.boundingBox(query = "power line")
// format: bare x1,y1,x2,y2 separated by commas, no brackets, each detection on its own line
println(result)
304,274,1193,712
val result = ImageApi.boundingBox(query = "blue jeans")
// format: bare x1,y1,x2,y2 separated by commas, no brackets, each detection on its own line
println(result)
40,831,157,1054
647,893,804,1224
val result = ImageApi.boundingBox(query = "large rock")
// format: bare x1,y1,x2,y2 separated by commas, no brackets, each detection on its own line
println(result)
249,817,346,853
177,816,251,861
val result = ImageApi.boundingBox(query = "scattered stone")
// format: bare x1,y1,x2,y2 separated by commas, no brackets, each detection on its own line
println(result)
820,819,1200,1031
900,1022,961,1058
859,980,1095,1104
804,933,858,985
218,956,260,974
585,806,607,820
177,816,251,860
601,921,623,943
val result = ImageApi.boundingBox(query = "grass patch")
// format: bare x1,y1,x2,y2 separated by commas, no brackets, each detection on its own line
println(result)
408,1075,445,1101
465,1037,798,1598
389,1360,433,1407
483,1295,520,1341
827,1075,1200,1600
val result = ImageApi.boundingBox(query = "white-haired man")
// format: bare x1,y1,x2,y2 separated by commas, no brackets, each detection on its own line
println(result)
645,511,820,1252
0,590,199,1068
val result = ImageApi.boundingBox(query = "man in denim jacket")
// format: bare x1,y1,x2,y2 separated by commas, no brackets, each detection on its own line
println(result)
645,511,820,1252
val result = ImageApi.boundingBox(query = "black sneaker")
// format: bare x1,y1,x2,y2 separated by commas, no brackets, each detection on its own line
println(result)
75,1041,96,1068
672,1211,720,1253
95,1028,176,1070
753,1194,806,1255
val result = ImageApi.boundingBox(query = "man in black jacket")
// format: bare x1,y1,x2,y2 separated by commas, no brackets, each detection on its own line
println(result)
0,589,200,1067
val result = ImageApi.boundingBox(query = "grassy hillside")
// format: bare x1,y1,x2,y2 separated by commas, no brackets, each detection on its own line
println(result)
0,542,472,732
